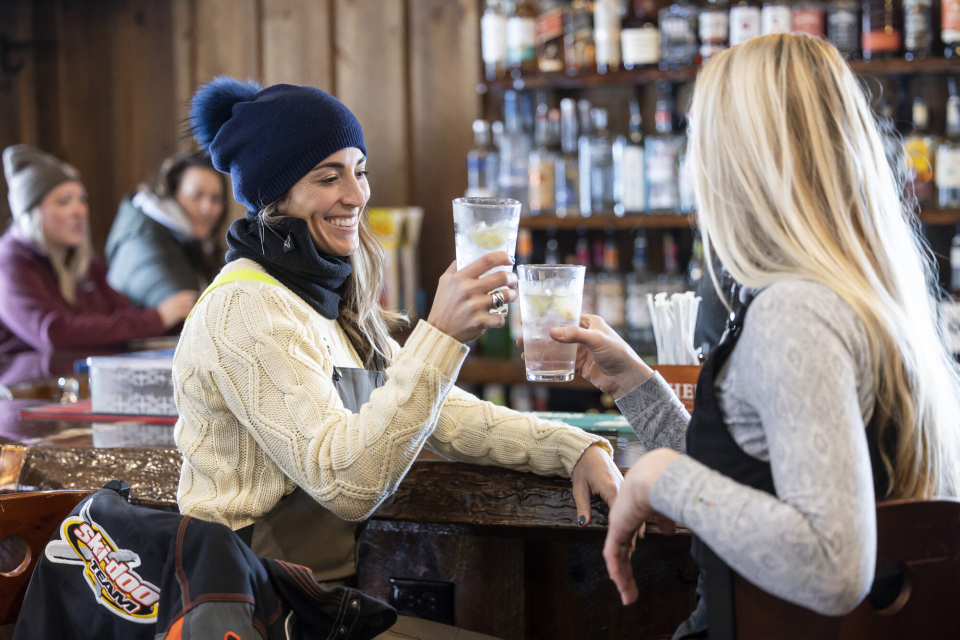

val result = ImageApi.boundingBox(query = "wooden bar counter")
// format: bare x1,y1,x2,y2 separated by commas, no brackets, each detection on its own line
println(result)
0,391,697,639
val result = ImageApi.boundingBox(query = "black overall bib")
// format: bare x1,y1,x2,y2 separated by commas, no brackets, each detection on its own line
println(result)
677,297,891,640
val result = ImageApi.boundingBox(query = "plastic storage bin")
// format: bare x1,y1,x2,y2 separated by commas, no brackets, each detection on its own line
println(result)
87,351,176,417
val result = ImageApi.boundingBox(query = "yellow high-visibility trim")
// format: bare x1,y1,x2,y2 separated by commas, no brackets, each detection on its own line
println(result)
187,269,280,320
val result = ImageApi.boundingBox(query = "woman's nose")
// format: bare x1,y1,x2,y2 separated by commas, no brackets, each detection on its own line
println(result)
341,175,367,208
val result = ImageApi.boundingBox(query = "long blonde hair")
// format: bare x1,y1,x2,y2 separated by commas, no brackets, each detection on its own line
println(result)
260,203,407,371
15,208,92,306
688,34,960,499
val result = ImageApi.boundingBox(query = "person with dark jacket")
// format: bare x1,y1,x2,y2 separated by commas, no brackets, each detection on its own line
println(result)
13,481,397,640
0,145,196,355
105,152,227,308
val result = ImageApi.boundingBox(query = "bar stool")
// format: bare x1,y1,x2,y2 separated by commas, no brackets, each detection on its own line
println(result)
733,499,960,640
0,491,92,624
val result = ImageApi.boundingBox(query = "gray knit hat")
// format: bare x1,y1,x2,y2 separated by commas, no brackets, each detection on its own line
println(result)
2,144,82,219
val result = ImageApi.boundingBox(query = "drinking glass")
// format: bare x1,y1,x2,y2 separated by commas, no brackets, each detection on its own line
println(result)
453,197,521,315
518,264,586,381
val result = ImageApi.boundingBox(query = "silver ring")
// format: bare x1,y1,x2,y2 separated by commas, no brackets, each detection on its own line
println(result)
490,290,506,311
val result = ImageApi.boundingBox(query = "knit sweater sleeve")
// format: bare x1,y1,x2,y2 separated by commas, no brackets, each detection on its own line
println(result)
425,385,613,477
175,281,468,522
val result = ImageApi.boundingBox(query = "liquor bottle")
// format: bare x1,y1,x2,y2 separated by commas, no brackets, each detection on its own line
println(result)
646,83,683,212
904,96,938,206
575,230,597,315
877,98,906,178
944,0,960,57
902,0,933,60
537,0,566,73
622,0,662,69
625,231,657,355
660,0,700,68
687,235,704,289
679,137,696,213
556,98,581,217
861,0,901,60
938,82,960,209
700,0,731,63
529,108,558,215
730,0,762,45
827,0,861,58
762,0,793,34
595,229,626,334
613,100,646,215
500,91,533,212
467,120,500,198
658,232,687,294
481,0,508,81
545,227,561,263
594,0,623,74
506,0,539,74
579,108,616,216
792,0,825,36
564,0,597,74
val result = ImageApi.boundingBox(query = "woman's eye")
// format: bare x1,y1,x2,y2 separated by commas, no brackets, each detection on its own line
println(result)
356,170,369,179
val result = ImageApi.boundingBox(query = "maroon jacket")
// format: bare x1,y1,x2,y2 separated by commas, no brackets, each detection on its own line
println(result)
0,231,166,355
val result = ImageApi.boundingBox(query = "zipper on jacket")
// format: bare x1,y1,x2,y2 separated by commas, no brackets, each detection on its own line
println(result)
332,366,342,383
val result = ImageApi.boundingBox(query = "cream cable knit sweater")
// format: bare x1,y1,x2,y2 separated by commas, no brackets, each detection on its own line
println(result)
173,258,610,529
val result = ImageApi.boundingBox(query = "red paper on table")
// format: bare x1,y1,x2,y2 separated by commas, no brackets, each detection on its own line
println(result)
18,401,178,425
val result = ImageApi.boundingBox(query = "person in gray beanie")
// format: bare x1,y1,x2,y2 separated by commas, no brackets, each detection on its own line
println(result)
0,144,197,355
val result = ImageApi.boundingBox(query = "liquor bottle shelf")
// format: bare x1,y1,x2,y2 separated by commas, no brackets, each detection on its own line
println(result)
458,357,599,390
919,208,960,225
518,209,960,230
519,213,696,230
482,57,960,92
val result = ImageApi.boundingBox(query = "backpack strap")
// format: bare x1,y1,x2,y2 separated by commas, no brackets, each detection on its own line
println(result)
187,268,281,320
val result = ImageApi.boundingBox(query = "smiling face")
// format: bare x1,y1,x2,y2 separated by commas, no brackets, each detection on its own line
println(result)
36,181,88,249
278,147,369,256
175,167,225,240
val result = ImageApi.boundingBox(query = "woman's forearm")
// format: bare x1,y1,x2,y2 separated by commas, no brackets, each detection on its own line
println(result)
615,372,691,453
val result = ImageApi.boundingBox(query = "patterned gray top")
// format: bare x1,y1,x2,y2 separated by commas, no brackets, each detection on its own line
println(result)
616,279,879,615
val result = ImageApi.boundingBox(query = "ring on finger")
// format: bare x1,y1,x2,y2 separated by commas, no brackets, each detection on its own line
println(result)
489,290,506,313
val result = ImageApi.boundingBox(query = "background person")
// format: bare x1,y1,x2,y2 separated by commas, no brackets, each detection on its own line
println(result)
105,151,228,308
0,145,195,355
536,35,960,638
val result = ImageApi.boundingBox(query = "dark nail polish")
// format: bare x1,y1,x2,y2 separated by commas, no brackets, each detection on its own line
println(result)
578,515,586,526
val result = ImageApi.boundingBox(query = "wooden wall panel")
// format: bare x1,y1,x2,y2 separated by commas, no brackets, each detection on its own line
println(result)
408,0,481,307
172,0,196,151
0,1,29,225
262,0,333,90
110,0,179,199
334,0,409,207
56,0,117,251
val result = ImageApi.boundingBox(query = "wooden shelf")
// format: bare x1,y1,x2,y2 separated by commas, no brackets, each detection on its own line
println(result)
919,209,960,225
518,209,959,230
482,57,960,92
519,213,696,230
458,357,599,390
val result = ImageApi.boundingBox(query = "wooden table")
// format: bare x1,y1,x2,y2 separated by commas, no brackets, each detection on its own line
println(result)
0,388,696,640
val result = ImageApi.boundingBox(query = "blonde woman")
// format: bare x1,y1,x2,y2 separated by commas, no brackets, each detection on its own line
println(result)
0,145,196,355
175,78,621,638
540,35,960,636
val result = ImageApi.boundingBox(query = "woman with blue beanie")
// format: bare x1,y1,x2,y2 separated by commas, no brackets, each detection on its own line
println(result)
174,78,622,638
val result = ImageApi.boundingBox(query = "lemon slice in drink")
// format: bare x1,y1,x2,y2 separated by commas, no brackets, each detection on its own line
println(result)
554,296,580,321
469,226,509,250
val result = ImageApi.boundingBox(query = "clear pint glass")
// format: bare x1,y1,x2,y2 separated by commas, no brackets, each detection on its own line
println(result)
452,197,521,315
518,264,585,381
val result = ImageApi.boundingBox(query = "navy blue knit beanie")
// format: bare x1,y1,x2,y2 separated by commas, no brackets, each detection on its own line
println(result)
189,77,366,211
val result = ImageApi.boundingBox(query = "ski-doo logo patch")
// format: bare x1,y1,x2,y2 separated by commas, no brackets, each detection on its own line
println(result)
45,498,160,623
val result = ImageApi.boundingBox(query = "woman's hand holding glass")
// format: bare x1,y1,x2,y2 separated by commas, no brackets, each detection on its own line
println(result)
428,251,517,344
519,314,655,400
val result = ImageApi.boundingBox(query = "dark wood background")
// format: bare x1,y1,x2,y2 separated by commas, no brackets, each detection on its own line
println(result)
0,0,482,310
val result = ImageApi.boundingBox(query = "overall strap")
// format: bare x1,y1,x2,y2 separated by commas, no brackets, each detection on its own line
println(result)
187,268,281,320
